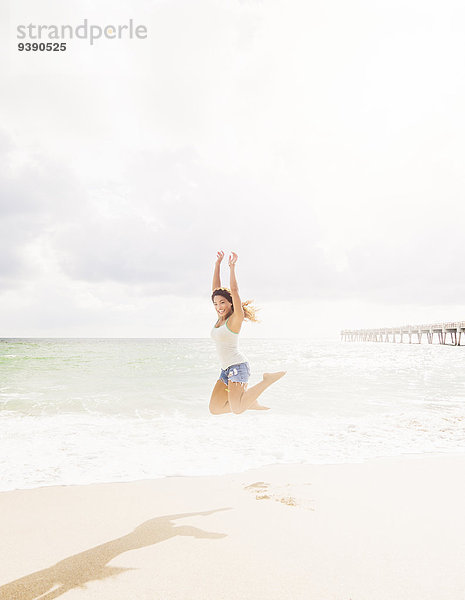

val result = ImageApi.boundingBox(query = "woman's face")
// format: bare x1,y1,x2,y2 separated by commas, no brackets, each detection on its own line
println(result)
213,295,232,319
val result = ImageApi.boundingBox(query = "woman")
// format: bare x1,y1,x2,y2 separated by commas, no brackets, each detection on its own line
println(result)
209,250,286,415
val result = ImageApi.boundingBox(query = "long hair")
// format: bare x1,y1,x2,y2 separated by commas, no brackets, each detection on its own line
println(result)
211,287,259,322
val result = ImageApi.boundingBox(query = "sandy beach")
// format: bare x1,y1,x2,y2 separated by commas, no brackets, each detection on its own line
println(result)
1,455,465,600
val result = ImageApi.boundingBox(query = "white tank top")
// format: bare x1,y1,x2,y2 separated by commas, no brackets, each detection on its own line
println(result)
210,317,248,370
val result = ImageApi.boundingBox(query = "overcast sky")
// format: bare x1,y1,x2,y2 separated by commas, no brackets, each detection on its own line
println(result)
1,0,465,338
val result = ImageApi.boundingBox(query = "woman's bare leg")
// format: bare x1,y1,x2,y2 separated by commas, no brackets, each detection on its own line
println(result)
227,372,286,414
209,380,231,414
209,380,270,414
242,386,270,410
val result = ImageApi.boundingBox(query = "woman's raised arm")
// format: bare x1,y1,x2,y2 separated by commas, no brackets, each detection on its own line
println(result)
228,252,244,320
212,250,224,291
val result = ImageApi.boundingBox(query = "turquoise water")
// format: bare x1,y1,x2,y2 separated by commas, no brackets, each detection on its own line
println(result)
1,338,465,490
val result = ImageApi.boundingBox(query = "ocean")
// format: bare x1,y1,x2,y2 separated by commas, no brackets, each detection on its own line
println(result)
1,337,464,491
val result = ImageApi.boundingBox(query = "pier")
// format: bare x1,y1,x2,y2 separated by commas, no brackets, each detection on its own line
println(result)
341,321,465,346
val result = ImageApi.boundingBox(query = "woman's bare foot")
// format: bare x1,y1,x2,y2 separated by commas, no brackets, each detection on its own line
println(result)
263,371,286,385
249,400,270,411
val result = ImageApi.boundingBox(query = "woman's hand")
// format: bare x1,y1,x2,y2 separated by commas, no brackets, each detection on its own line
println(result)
228,252,238,267
215,250,224,264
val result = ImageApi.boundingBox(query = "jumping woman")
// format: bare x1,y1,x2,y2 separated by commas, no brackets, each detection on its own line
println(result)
209,251,286,415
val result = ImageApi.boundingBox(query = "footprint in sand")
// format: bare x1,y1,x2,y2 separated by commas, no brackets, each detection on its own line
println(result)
243,481,302,508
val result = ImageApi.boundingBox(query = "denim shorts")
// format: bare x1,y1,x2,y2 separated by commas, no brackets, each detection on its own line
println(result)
219,362,250,386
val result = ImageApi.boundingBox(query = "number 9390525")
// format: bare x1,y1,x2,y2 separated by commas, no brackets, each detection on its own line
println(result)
18,42,67,51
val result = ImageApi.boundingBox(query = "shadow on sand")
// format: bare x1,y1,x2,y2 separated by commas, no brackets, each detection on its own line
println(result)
0,508,229,600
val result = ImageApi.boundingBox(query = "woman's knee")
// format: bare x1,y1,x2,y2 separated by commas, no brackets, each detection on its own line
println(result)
227,383,246,414
209,380,228,415
228,397,245,414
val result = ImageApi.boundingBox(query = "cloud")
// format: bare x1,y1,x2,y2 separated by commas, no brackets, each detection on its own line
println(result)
2,125,465,311
0,131,87,289
2,0,465,341
46,146,327,298
0,128,327,302
344,232,465,304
